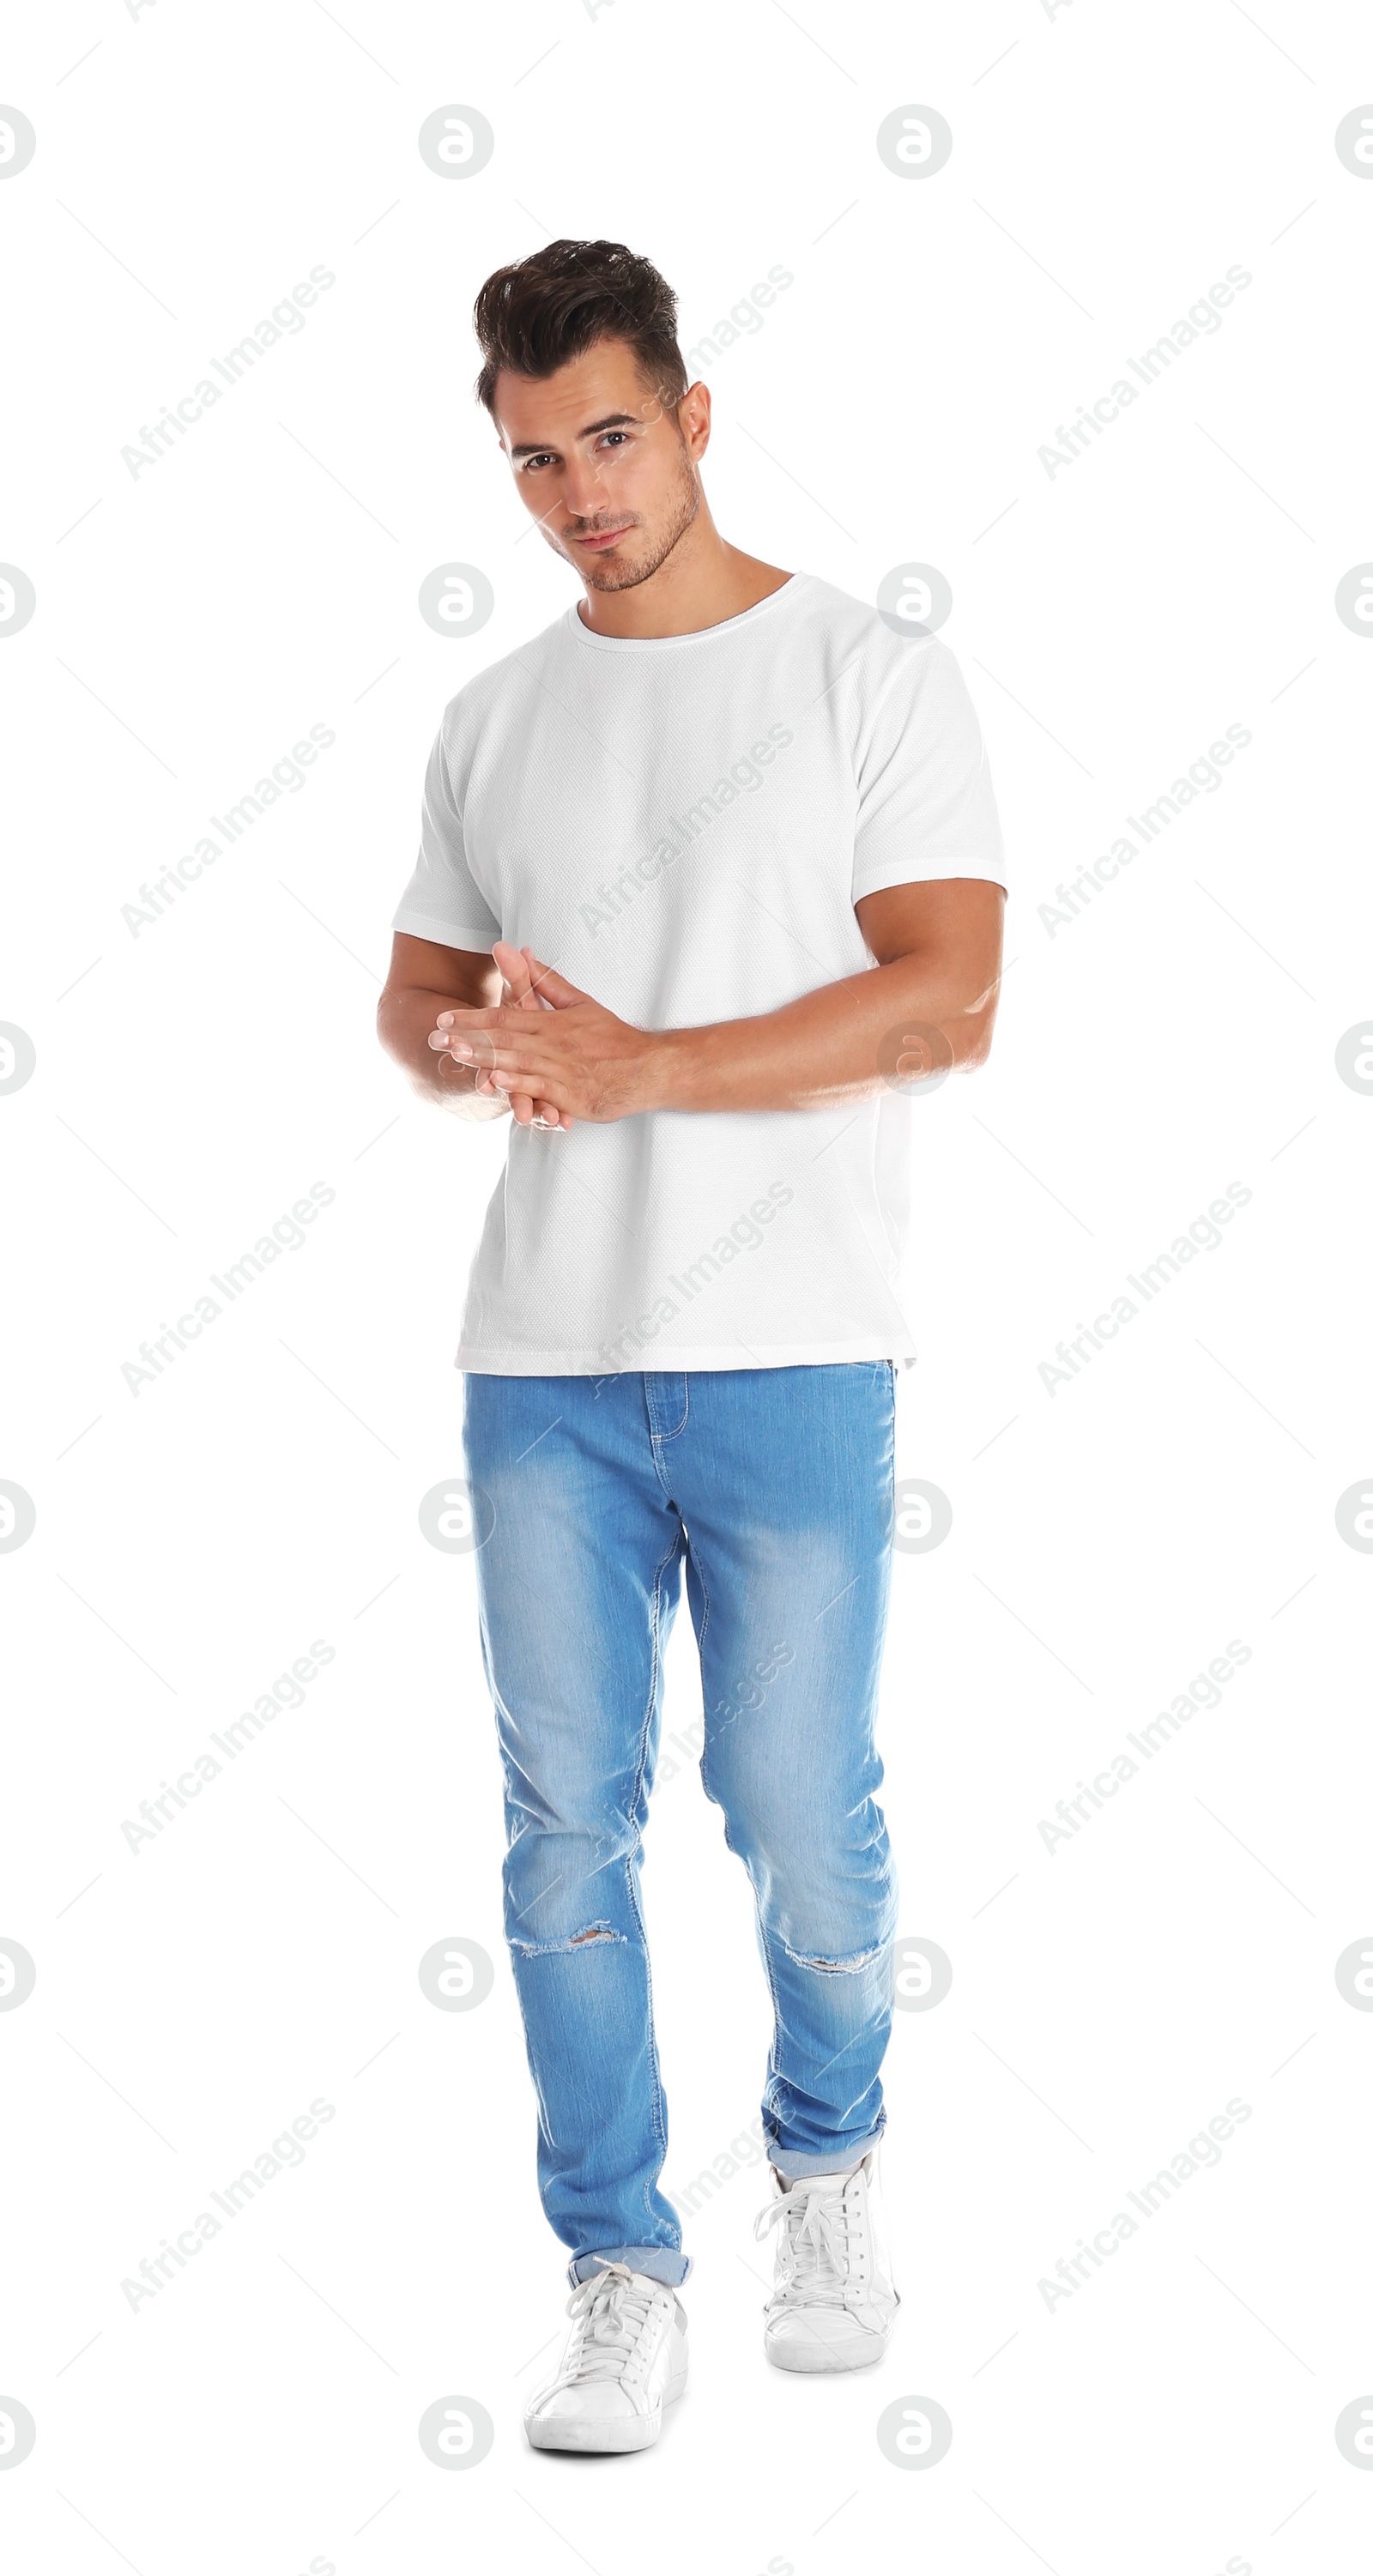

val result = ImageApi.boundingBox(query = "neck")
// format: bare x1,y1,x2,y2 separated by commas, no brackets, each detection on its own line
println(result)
575,501,792,640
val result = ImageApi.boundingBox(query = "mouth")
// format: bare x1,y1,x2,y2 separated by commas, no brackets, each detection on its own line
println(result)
572,523,634,553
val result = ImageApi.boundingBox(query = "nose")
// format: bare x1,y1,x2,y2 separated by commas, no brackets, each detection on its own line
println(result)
559,457,617,522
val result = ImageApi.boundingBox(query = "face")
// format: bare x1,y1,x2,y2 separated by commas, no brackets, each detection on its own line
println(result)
493,337,706,592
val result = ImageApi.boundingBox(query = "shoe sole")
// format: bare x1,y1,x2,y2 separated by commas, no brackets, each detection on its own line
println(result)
765,2328,893,2375
524,2369,687,2453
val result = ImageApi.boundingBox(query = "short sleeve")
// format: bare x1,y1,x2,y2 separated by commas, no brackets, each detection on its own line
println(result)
851,638,1006,906
390,723,504,952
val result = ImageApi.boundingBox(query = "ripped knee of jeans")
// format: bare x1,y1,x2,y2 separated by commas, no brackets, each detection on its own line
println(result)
509,1920,626,1959
782,1937,886,1975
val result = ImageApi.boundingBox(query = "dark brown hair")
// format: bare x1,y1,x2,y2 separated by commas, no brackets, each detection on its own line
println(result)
473,239,687,417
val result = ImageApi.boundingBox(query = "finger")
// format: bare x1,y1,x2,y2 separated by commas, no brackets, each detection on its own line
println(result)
433,1005,557,1037
505,969,544,1016
496,946,552,1028
438,1049,500,1100
511,1093,567,1129
433,1003,569,1122
445,1036,520,1082
485,964,572,1123
520,948,586,1010
493,940,533,1004
467,1059,553,1098
447,1035,549,1075
432,1026,502,1067
492,1069,573,1114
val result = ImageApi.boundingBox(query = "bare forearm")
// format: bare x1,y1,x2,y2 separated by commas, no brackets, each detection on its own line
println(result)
377,984,508,1121
428,897,1004,1127
645,949,998,1115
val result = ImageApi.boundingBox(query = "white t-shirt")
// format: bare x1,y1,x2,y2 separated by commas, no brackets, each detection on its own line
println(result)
392,571,1005,1375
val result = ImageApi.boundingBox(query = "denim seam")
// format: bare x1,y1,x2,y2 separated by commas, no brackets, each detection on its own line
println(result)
663,1371,689,1441
886,1365,897,1532
626,1525,683,2251
757,1918,789,2126
646,1370,689,1446
685,1525,711,1665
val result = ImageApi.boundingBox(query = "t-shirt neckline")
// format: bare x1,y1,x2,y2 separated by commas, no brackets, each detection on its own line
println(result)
566,570,807,652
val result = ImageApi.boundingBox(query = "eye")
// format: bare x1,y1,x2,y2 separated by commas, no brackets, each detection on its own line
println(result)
596,432,631,450
520,451,556,473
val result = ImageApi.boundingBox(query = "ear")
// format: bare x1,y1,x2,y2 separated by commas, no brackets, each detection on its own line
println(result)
678,380,711,463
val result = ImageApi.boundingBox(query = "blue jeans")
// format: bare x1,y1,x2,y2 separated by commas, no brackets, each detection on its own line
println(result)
461,1364,898,2289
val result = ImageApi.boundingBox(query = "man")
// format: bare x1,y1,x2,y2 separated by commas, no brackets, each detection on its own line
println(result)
378,239,1007,2454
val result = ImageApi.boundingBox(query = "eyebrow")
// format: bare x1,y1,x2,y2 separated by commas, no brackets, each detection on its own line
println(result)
507,412,642,459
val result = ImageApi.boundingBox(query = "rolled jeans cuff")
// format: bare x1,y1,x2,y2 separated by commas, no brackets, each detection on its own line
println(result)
569,2245,693,2290
768,2121,885,2182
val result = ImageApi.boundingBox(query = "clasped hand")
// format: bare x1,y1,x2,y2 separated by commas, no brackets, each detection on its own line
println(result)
427,941,660,1129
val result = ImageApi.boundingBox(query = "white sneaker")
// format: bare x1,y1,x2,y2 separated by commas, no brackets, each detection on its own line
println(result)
754,2145,899,2373
523,2263,688,2453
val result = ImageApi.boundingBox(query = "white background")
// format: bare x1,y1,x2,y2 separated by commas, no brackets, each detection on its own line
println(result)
3,1,1371,2569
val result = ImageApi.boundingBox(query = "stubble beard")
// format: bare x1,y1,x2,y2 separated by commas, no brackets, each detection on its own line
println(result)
546,445,702,594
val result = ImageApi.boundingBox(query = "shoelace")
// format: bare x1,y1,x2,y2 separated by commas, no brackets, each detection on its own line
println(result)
553,2263,662,2385
753,2174,867,2307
